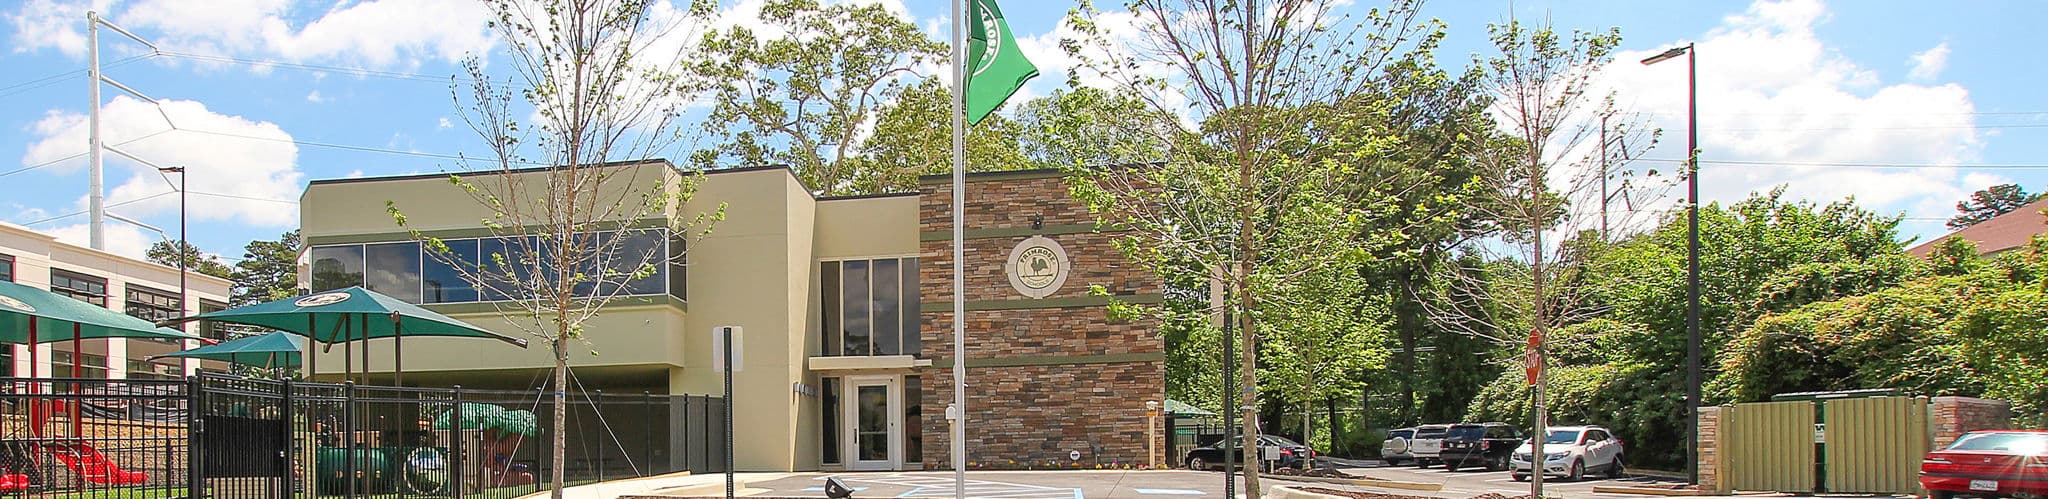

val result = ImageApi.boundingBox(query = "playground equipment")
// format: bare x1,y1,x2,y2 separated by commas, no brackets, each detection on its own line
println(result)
18,398,150,487
434,402,538,490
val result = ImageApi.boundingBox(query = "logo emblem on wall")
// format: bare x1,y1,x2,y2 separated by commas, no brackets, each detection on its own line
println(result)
1007,235,1070,299
0,295,34,313
294,292,352,307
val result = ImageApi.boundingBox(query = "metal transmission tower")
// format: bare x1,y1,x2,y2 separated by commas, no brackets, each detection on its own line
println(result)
85,10,164,250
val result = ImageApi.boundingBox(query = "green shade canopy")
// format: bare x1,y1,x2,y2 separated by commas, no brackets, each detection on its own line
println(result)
0,280,202,343
163,287,527,347
433,403,538,436
151,331,305,369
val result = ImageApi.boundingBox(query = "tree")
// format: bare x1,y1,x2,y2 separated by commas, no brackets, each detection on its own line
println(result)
1011,87,1171,168
848,79,1035,192
231,230,301,306
146,240,233,279
395,1,721,496
1949,183,2042,230
691,0,944,196
1066,0,1439,494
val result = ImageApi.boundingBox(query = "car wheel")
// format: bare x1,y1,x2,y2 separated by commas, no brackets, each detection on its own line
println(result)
1926,491,1953,499
1445,459,1461,472
1511,473,1528,482
1416,458,1431,468
1606,455,1625,479
1487,455,1509,472
1384,458,1403,467
1566,459,1584,481
1187,457,1208,471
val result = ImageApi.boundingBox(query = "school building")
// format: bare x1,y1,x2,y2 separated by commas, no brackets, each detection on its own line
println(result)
294,160,1165,472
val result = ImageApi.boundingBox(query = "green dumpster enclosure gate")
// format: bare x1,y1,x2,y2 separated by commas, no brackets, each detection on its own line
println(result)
1720,393,1929,496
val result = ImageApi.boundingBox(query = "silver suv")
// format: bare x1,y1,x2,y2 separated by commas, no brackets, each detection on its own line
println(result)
1380,427,1415,466
1408,424,1450,467
1511,425,1625,481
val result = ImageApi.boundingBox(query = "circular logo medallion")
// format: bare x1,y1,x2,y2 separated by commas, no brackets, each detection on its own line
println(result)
0,295,35,313
1007,235,1070,299
294,292,352,307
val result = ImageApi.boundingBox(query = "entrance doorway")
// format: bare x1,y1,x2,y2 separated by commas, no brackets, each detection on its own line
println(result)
843,375,902,470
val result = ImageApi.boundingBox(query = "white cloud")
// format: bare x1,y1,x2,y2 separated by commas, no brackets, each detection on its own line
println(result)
1908,42,1950,82
46,222,154,260
20,95,304,227
436,116,452,129
305,90,326,103
1592,0,1983,240
8,0,495,69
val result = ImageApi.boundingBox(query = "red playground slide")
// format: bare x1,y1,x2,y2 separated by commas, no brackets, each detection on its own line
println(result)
42,442,147,486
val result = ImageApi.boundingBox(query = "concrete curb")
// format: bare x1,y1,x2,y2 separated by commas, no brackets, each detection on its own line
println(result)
1590,485,1710,496
1271,485,1354,499
1262,473,1445,491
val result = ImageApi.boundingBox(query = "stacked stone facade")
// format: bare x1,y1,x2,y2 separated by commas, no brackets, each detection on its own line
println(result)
916,171,1166,469
1930,396,2012,448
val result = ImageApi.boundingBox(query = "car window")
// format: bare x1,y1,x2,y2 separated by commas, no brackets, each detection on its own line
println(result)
1544,430,1581,445
1416,427,1448,439
1265,436,1303,447
1390,429,1414,440
1587,430,1608,442
1447,426,1486,439
1486,426,1517,439
1947,432,2048,453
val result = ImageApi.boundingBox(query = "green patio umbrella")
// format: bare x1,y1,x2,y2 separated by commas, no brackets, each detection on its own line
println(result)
150,331,306,370
162,286,527,385
0,280,202,389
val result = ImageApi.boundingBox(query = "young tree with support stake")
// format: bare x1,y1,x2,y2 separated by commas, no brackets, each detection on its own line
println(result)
1064,1,1442,496
389,1,723,497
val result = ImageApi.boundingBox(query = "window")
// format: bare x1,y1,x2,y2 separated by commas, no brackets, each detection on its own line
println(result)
0,254,13,282
52,351,108,379
50,269,107,307
1585,430,1608,442
819,258,921,358
668,233,687,301
311,229,685,304
196,300,233,341
821,377,841,465
365,242,423,303
903,375,922,463
124,285,183,342
309,245,366,292
127,359,181,380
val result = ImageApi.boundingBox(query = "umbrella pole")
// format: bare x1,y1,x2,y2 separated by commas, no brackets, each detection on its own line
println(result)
344,314,353,385
393,314,403,387
359,313,369,385
70,323,81,437
307,315,318,382
27,319,36,395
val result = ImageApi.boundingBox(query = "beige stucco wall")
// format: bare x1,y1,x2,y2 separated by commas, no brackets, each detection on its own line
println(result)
0,222,234,378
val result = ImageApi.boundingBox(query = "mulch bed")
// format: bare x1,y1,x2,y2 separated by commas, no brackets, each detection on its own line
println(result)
1297,487,1537,499
1270,467,1381,479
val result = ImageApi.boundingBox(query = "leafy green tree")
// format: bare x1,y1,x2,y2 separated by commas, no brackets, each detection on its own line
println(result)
1065,0,1439,492
1948,183,2042,230
847,79,1034,192
692,0,943,195
1011,87,1171,168
146,240,233,279
231,230,301,306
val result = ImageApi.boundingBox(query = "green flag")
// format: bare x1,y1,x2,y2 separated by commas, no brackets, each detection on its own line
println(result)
965,0,1038,124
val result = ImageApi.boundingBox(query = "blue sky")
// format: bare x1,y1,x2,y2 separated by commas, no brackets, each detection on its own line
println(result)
3,0,2045,261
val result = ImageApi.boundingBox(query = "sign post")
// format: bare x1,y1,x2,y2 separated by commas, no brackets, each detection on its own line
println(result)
715,326,740,499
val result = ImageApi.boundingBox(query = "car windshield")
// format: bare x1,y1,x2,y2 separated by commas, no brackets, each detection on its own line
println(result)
1948,433,2048,454
1545,430,1582,444
1265,436,1302,447
1390,430,1414,439
1447,426,1487,439
1416,427,1447,438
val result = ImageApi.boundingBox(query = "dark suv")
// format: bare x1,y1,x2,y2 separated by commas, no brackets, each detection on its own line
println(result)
1438,422,1523,472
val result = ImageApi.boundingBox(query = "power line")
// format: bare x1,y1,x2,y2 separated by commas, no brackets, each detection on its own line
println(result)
1633,158,2048,170
0,129,178,179
0,54,155,99
155,51,470,84
173,127,547,166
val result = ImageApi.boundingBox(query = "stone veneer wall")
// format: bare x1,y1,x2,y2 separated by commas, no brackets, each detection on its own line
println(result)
1697,406,1724,493
1930,396,2012,449
916,172,1166,469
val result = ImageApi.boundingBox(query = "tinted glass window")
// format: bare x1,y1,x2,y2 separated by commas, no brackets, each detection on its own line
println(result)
668,233,687,301
821,263,841,356
422,239,479,303
900,257,920,355
1447,426,1486,440
0,254,13,282
608,230,666,296
1586,430,1609,442
50,269,108,307
1416,427,1448,439
309,245,365,293
123,285,182,334
841,260,870,356
1265,436,1302,447
365,242,423,303
903,375,922,462
1947,432,2048,452
821,377,840,464
872,259,900,356
1390,430,1414,440
1544,430,1582,444
476,237,526,301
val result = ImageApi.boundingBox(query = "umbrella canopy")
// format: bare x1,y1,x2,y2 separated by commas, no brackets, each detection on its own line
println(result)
162,287,527,347
151,331,305,369
0,280,202,343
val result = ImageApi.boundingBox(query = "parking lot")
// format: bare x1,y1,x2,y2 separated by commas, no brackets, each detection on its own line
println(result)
1326,461,1690,498
687,466,1691,498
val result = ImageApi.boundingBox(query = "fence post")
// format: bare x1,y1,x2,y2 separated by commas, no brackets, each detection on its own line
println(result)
344,381,357,499
188,375,205,499
596,388,605,483
451,385,464,499
644,391,655,476
280,378,295,499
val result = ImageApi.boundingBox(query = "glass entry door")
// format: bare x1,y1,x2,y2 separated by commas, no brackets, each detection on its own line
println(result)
844,376,901,470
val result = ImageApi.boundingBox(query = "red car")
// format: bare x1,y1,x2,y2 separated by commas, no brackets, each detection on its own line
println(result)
1920,430,2048,498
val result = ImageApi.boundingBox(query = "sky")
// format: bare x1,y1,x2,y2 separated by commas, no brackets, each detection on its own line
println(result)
3,0,2046,262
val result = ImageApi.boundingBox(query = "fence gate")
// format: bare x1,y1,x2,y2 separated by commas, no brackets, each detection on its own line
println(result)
1723,400,1815,493
1822,396,1929,494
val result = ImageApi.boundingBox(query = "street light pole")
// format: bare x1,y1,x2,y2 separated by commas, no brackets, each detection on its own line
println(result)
1641,43,1700,485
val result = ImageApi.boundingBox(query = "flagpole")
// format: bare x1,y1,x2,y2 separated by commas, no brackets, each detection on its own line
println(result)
949,0,969,497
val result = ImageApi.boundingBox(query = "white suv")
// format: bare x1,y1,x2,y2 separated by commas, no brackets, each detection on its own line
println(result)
1510,425,1625,481
1408,424,1450,467
1381,427,1415,466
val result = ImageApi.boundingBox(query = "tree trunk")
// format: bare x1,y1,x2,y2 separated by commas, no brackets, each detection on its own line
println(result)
1302,399,1313,469
1239,275,1262,495
1396,267,1417,426
551,340,569,499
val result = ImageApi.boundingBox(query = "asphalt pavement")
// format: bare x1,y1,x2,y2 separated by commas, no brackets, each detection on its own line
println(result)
1327,461,1686,498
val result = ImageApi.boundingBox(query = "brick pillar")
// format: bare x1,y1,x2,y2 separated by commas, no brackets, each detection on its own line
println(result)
1697,406,1726,494
1930,397,2012,449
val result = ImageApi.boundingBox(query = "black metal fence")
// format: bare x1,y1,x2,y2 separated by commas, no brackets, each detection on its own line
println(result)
0,374,726,499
